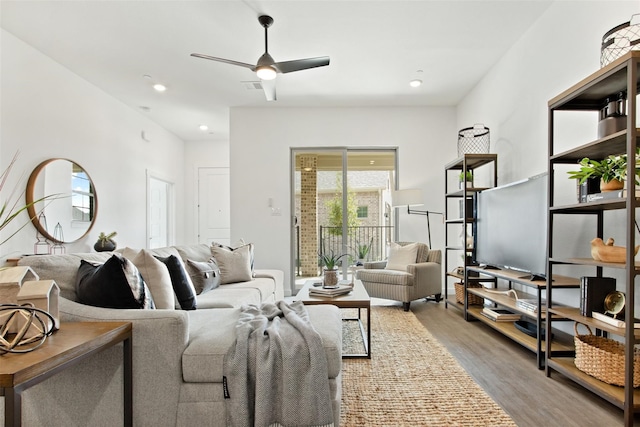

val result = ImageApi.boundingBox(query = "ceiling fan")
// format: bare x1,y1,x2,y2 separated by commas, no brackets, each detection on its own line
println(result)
191,15,330,101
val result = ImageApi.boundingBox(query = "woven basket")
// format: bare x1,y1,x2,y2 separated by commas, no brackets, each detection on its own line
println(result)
574,323,640,387
454,282,483,305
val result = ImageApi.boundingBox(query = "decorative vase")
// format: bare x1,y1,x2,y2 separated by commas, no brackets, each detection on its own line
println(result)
600,179,624,192
323,268,339,287
94,239,117,252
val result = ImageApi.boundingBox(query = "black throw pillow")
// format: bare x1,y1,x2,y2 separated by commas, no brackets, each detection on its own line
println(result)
76,254,155,309
155,255,197,310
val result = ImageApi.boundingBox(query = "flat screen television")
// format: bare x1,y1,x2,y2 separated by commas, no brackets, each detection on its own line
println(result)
473,173,548,280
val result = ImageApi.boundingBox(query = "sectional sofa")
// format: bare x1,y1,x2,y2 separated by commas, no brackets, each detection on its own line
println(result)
10,243,342,426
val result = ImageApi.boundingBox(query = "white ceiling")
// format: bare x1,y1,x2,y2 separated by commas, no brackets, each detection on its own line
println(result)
1,1,553,142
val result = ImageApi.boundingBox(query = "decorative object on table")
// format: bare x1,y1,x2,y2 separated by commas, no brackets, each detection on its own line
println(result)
390,189,444,247
319,249,347,288
597,92,627,138
590,237,639,263
34,212,51,254
573,322,640,387
16,280,60,331
567,148,640,193
0,303,57,354
579,276,617,317
308,284,352,298
457,124,490,156
51,222,65,254
601,14,640,67
94,231,117,252
0,266,39,303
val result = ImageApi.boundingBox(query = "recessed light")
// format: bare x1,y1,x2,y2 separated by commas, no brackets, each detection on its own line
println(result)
199,125,209,131
153,83,167,92
409,79,422,88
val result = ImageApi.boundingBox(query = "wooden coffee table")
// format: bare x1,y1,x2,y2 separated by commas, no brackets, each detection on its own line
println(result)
296,279,371,359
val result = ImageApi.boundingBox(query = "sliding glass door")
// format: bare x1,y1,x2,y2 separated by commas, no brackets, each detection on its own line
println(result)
290,148,397,295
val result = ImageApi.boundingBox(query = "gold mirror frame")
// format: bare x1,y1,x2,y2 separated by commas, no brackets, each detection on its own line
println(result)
26,158,98,243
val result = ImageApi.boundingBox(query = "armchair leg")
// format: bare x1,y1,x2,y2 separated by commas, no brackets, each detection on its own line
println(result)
402,302,410,311
425,293,442,303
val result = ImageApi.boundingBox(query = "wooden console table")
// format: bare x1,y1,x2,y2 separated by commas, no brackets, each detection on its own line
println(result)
0,321,133,426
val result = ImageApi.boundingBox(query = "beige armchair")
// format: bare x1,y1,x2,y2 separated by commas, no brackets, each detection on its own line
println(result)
356,242,442,311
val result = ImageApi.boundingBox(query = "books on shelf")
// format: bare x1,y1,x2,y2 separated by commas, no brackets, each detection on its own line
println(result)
481,307,521,322
591,311,640,329
308,284,352,297
579,276,616,317
515,298,545,313
585,189,640,202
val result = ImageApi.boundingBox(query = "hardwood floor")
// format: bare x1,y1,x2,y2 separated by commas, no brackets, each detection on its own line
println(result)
390,298,636,427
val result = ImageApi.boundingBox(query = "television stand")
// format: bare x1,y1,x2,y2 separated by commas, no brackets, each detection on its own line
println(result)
464,266,578,369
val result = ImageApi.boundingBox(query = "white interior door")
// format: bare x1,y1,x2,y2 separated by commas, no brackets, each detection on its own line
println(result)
148,175,171,249
198,167,230,245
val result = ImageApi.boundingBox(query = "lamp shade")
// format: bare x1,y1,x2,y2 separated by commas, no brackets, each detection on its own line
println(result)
391,189,423,207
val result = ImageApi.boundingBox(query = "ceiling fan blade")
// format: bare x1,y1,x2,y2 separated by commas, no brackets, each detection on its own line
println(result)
190,53,256,71
261,78,277,101
274,56,330,74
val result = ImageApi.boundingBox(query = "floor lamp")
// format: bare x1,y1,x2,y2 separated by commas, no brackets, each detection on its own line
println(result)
391,189,443,248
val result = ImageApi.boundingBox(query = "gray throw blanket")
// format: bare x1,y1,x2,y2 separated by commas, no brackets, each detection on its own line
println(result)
224,300,334,427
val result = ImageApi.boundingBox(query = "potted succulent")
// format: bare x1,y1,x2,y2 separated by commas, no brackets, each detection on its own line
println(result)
459,170,473,189
352,238,373,266
567,148,640,192
319,249,347,287
94,231,117,252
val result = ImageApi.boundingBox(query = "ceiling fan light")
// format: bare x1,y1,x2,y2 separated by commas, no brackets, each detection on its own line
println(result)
256,65,277,80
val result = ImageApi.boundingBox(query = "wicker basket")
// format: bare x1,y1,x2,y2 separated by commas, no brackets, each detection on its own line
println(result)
574,323,640,387
454,282,483,305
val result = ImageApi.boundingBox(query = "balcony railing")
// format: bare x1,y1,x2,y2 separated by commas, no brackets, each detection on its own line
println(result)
294,225,393,276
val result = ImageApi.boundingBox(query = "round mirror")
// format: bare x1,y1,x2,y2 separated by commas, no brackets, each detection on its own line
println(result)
26,159,97,243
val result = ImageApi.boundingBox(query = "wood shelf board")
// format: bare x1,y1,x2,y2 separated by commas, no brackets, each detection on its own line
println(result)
547,357,640,410
466,267,579,288
550,257,640,271
467,306,573,353
445,295,464,312
467,287,546,319
446,188,491,197
548,51,640,110
550,199,631,213
446,271,464,280
550,129,634,163
444,154,498,171
549,306,640,339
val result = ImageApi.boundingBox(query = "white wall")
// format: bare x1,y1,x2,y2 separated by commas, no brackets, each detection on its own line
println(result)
1,29,187,259
183,139,230,244
230,106,456,294
456,2,639,309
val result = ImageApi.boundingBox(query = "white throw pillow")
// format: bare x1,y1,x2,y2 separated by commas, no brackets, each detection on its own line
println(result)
125,248,175,310
385,242,419,271
211,243,254,284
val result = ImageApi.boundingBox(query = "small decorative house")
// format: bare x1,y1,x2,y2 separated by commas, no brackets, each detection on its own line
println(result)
17,280,60,333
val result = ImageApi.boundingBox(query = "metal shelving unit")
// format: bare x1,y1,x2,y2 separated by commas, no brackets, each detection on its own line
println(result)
546,51,640,427
443,154,497,313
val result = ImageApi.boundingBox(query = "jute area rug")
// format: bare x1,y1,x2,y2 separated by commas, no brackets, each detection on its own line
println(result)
340,305,516,426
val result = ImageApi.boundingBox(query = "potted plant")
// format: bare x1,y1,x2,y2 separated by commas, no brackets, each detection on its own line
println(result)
352,238,373,266
94,231,117,252
567,148,640,192
318,249,347,287
459,170,473,189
